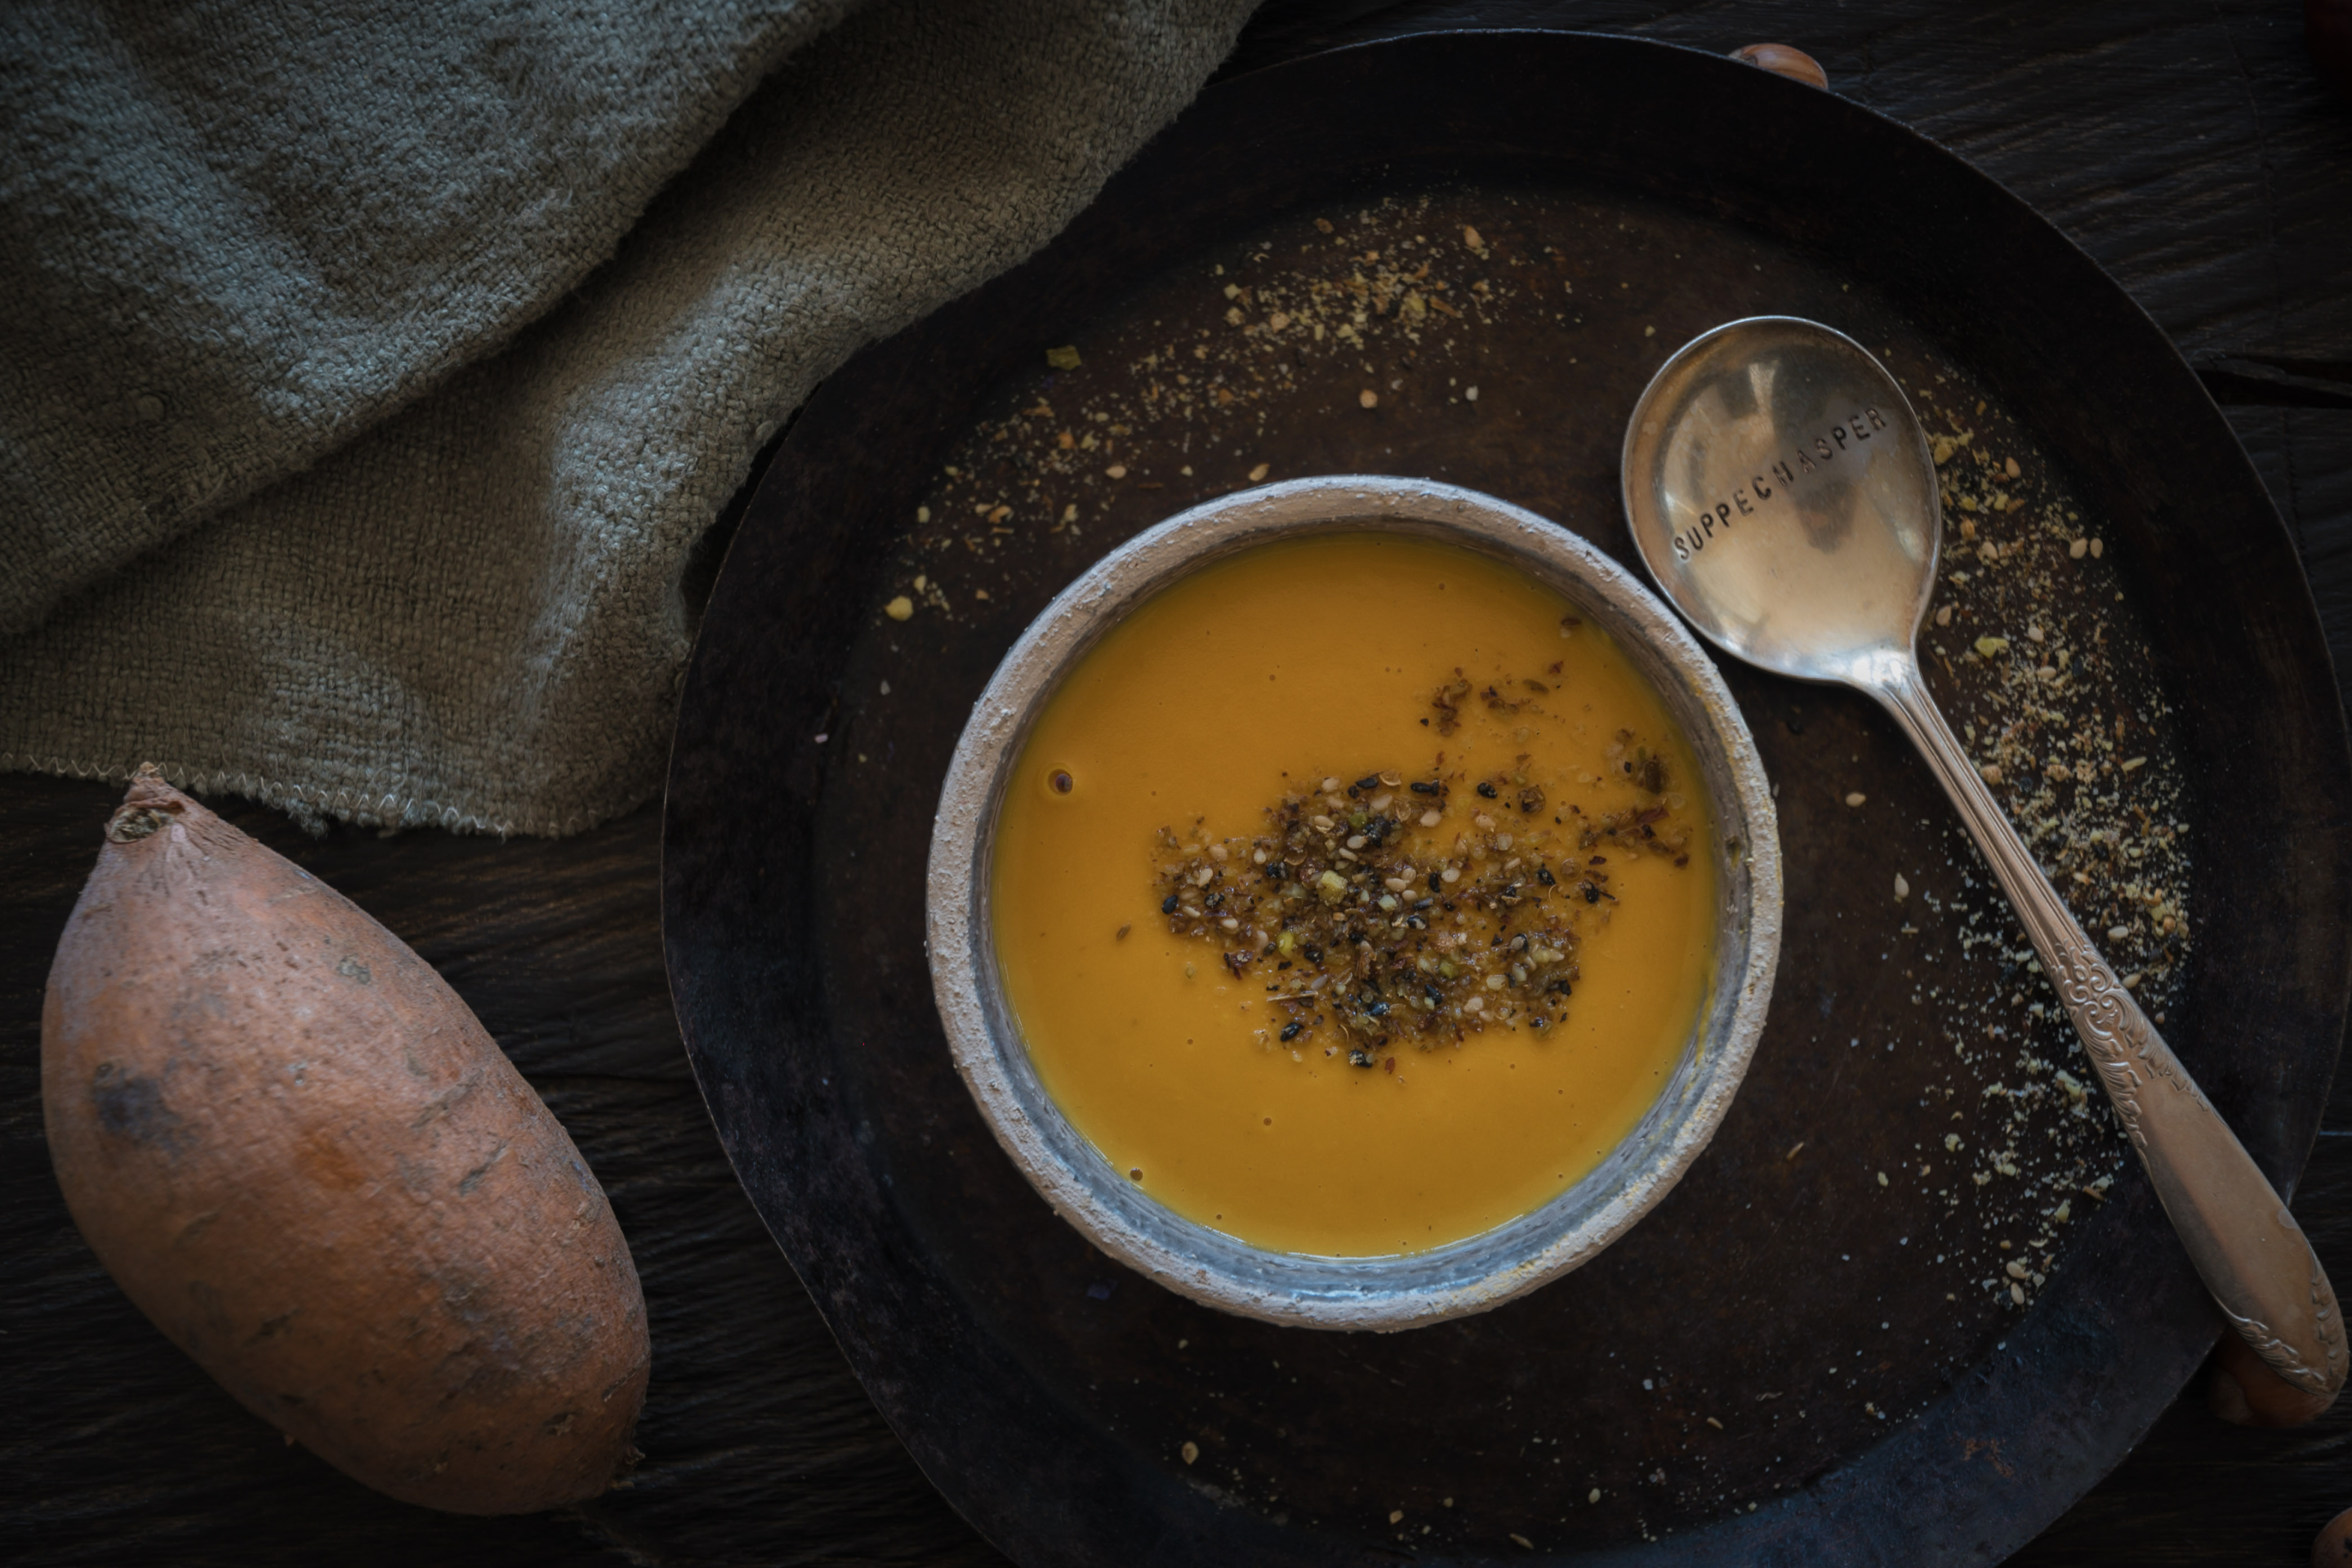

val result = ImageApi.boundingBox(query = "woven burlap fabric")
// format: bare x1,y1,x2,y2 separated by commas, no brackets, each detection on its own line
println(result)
0,0,1253,834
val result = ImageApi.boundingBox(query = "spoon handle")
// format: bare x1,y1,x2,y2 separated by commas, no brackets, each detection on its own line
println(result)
1867,657,2345,1395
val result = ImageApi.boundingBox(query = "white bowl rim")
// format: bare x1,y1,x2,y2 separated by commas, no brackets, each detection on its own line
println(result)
925,475,1782,1331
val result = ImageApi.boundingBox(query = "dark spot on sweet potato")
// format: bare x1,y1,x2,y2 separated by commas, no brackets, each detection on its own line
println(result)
91,1062,186,1153
457,1143,510,1196
409,1069,482,1129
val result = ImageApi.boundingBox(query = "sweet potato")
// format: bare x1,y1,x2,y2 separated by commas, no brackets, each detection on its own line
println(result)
41,768,649,1514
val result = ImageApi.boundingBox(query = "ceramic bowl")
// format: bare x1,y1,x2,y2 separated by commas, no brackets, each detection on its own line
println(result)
926,475,1780,1330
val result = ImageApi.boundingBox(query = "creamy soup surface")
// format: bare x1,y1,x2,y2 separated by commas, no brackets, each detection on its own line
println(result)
992,532,1717,1256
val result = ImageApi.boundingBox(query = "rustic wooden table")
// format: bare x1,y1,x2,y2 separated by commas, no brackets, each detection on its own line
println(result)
6,3,2348,1563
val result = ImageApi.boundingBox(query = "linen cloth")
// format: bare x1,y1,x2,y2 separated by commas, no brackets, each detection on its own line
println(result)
0,0,1255,834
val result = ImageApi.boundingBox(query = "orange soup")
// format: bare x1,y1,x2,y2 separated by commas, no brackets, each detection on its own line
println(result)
991,532,1716,1256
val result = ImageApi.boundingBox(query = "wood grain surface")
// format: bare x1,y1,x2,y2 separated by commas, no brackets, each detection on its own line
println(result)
5,3,2349,1564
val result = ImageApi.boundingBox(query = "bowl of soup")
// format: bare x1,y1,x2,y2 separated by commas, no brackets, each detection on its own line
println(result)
927,475,1780,1329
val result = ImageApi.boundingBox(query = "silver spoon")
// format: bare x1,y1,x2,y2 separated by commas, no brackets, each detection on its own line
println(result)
1622,315,2344,1397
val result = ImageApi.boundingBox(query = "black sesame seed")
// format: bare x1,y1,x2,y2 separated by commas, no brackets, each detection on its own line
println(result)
1536,865,1557,886
1476,781,1499,799
1410,780,1442,795
1304,944,1324,963
1355,775,1380,791
1582,882,1601,904
1161,894,1180,914
1280,1022,1303,1041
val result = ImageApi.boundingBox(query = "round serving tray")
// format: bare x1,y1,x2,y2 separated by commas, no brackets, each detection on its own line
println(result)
661,30,2352,1565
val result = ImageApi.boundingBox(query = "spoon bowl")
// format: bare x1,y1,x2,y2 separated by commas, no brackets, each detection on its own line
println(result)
1624,316,2346,1401
1622,317,1940,687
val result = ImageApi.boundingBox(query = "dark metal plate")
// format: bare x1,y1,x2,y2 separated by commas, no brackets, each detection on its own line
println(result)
662,31,2352,1565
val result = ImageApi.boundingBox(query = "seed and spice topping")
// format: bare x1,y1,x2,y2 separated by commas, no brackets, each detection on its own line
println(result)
1152,705,1694,1069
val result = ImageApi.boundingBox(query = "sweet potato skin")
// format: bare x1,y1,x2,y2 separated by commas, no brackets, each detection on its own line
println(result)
41,772,649,1514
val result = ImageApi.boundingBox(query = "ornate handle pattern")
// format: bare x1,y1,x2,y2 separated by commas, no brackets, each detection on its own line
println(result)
1867,656,2343,1395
